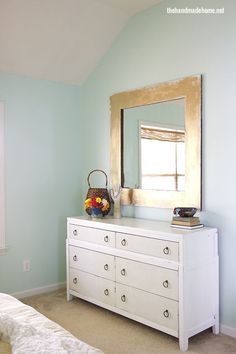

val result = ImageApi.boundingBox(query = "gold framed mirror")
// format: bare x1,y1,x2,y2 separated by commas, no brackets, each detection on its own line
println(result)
110,75,202,209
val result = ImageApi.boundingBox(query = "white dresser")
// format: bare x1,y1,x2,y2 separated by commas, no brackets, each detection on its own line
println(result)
66,216,219,351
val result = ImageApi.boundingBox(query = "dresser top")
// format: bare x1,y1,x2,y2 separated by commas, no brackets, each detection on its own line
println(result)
67,216,216,240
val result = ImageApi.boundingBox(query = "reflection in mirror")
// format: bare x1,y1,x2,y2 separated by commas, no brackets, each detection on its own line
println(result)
110,75,202,208
140,122,185,191
123,99,185,191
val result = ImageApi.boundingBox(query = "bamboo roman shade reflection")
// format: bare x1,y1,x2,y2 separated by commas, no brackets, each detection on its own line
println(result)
141,126,185,142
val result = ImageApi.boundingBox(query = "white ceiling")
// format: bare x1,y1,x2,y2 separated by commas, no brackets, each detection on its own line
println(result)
0,0,163,85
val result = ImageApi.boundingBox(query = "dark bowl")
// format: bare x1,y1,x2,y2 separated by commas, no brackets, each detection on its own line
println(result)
173,207,197,217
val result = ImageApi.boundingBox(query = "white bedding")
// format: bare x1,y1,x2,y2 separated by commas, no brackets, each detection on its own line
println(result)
0,293,104,354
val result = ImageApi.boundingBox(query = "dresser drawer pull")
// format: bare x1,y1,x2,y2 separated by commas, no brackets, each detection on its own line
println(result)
73,229,78,236
104,235,109,242
163,310,169,318
163,280,169,288
120,268,126,276
104,264,109,271
73,277,78,284
104,289,109,296
121,239,127,246
163,246,170,255
73,255,77,262
121,295,126,302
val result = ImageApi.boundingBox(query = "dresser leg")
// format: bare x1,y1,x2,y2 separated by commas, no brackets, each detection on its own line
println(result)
67,292,73,301
212,322,219,334
179,336,188,352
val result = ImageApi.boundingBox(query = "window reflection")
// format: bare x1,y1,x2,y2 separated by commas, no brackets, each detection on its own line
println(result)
140,125,185,191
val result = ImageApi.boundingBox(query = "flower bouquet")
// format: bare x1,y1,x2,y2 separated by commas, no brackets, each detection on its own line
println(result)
84,197,110,218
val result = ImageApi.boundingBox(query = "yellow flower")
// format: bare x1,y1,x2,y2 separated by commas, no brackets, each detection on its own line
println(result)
96,197,102,203
84,198,92,209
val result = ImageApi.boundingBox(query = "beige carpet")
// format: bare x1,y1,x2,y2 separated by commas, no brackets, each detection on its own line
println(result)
5,289,235,354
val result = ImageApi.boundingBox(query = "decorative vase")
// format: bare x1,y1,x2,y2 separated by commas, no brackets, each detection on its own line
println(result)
110,184,121,219
113,200,121,219
90,207,103,218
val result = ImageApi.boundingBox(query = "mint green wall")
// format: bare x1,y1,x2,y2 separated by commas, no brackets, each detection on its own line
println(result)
0,74,82,293
82,0,236,328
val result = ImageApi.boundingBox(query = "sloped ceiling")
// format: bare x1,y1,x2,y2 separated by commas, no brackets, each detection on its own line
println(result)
0,0,163,85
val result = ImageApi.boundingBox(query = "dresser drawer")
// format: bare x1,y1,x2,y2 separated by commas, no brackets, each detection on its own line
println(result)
116,232,178,261
116,283,178,332
69,224,115,247
69,269,115,306
116,257,178,300
69,245,115,280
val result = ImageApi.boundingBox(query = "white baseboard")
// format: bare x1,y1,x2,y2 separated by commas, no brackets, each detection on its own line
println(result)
220,323,236,338
11,282,66,299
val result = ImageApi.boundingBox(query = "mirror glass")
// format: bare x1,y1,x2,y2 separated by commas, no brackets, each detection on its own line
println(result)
123,99,185,191
110,75,202,209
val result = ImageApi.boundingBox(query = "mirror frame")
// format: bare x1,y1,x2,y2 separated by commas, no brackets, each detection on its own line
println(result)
110,75,202,209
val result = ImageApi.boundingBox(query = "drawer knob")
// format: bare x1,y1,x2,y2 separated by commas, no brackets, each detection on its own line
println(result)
163,246,170,255
163,309,169,318
73,277,78,284
73,255,77,262
163,280,169,288
104,235,109,242
121,295,126,302
121,239,127,246
104,289,109,296
73,229,77,236
104,264,109,271
120,268,126,276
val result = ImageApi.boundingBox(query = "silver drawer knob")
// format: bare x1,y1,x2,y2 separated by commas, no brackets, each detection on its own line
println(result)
120,268,126,276
73,277,78,284
104,289,109,296
163,246,170,255
104,235,109,242
163,280,169,288
73,255,77,262
163,310,169,318
73,229,77,236
121,295,126,302
121,239,127,246
104,264,109,271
